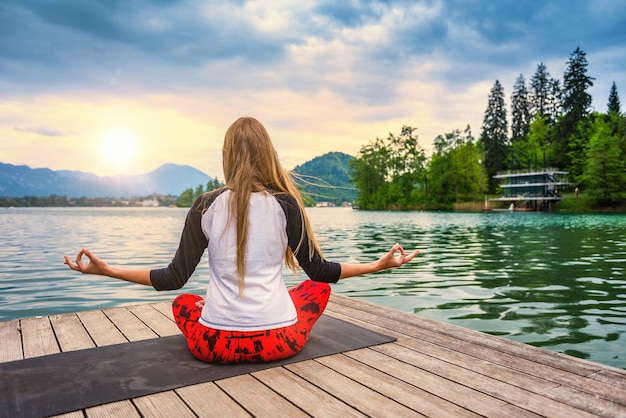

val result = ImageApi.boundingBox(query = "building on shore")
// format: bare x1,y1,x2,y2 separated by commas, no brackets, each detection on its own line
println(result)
490,168,575,211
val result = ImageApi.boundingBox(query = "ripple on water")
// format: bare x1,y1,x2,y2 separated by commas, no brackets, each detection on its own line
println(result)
2,207,626,369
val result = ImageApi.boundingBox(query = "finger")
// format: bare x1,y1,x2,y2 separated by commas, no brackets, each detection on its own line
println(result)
389,243,402,256
75,250,87,270
63,255,77,270
405,250,420,262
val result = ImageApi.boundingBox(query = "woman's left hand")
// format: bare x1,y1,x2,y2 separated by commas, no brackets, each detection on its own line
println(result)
64,249,111,276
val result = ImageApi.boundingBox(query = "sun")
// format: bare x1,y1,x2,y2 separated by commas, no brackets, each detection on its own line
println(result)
99,127,137,167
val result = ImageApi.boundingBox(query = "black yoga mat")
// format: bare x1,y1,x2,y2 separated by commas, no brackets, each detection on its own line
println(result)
0,315,395,418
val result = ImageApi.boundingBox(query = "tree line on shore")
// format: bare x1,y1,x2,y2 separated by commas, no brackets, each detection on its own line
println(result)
350,47,626,210
0,194,179,208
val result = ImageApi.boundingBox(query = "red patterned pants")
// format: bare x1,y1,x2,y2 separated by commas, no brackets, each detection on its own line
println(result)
172,280,331,364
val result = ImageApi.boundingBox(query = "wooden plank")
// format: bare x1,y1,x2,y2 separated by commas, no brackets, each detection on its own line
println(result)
286,358,423,417
344,346,539,418
252,366,367,418
318,351,483,418
373,342,599,418
133,391,196,418
102,306,158,341
0,319,23,362
51,411,84,418
216,374,308,418
150,301,174,321
85,400,140,418
50,313,95,352
593,368,626,390
345,349,506,415
20,316,59,358
127,304,179,337
77,309,128,347
176,382,252,417
327,297,626,411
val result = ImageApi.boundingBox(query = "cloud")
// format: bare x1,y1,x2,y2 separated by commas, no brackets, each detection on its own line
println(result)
14,126,75,137
1,0,625,176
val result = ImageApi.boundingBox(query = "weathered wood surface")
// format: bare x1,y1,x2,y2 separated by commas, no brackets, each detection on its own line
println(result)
2,294,625,417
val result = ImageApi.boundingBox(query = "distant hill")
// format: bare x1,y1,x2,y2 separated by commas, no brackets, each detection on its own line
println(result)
292,152,357,205
0,162,214,198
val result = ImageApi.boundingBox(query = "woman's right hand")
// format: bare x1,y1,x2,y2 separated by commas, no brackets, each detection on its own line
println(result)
376,243,420,270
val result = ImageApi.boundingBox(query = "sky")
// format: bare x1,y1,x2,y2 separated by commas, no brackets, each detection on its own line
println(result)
1,0,625,180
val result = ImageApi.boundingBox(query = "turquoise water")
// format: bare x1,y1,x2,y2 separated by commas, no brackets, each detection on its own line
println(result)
1,207,625,369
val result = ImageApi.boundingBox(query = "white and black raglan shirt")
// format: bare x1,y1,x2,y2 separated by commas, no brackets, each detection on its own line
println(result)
150,189,341,331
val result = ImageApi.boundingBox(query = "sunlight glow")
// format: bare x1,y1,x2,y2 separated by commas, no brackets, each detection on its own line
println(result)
99,127,137,168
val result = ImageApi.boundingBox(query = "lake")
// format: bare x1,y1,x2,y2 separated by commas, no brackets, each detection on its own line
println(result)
1,206,625,370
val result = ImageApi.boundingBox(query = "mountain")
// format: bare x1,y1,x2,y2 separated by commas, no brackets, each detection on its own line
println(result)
292,152,357,205
0,162,214,198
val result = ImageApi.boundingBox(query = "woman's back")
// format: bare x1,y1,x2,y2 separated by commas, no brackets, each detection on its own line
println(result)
199,190,297,331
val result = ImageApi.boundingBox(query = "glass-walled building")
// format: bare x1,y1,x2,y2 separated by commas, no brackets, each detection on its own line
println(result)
491,169,574,211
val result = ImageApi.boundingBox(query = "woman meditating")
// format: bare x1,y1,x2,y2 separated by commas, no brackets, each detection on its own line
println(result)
64,116,419,364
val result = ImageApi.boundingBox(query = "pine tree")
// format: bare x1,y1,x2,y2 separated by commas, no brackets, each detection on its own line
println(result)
562,47,594,120
510,74,531,143
607,81,621,115
545,78,563,125
530,62,563,126
530,63,550,119
554,47,595,170
480,80,508,193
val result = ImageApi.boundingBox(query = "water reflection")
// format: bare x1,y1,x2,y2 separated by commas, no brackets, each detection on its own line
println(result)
1,207,625,369
306,209,626,369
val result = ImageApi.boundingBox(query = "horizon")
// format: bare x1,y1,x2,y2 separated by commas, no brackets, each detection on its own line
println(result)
2,1,625,180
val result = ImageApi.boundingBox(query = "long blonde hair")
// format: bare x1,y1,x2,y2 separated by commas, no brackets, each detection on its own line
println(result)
220,116,323,296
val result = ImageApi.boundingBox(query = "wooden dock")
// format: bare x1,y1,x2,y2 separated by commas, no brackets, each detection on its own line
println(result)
2,294,626,417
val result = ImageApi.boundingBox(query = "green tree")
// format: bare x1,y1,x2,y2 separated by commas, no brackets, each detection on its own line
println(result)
568,116,594,183
526,115,551,168
176,188,194,207
385,126,427,209
545,78,563,125
194,184,205,200
582,116,626,204
480,80,508,193
350,137,389,209
530,63,551,119
530,63,561,125
350,126,426,210
554,47,595,170
206,177,223,192
562,47,594,120
511,74,531,143
426,127,486,208
607,81,621,115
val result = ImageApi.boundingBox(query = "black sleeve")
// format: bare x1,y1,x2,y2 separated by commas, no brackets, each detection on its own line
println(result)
275,194,341,283
149,195,210,290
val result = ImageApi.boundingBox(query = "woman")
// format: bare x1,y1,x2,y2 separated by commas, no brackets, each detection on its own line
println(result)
65,116,419,364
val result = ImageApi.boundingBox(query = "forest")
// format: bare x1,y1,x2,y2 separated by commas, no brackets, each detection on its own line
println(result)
350,47,626,211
